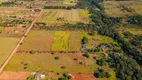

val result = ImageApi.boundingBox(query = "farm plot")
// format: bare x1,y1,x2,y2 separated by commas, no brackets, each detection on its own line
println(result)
37,9,90,24
51,31,70,52
68,31,81,52
37,9,62,23
63,0,77,6
0,37,19,67
45,0,77,6
101,1,142,17
19,31,55,52
78,9,90,23
4,53,95,73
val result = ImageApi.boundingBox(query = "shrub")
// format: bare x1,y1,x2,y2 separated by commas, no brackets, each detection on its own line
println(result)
123,31,133,37
30,50,35,54
82,36,88,44
83,53,89,58
55,56,60,60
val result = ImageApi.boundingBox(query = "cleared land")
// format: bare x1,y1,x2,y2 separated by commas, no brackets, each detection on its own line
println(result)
51,31,70,52
18,31,81,52
71,73,97,80
19,31,55,51
0,37,19,67
37,9,90,24
18,31,117,52
102,1,142,17
0,71,29,80
80,32,118,49
68,31,81,52
118,24,142,36
45,0,77,6
4,53,95,73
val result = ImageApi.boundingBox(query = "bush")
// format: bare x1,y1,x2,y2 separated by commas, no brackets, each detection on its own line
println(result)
82,36,88,44
123,31,133,37
96,59,104,66
30,50,35,54
94,68,111,78
83,53,89,58
55,56,60,60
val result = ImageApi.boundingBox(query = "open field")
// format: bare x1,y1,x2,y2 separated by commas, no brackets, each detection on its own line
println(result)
45,0,77,6
4,53,96,73
68,31,81,52
19,31,81,52
0,7,37,20
71,73,97,80
117,24,142,36
18,30,117,52
102,1,142,17
51,31,70,52
37,9,91,24
80,32,118,49
0,37,19,67
19,31,55,51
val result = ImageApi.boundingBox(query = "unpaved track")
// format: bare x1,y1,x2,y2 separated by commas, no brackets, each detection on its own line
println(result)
0,9,43,74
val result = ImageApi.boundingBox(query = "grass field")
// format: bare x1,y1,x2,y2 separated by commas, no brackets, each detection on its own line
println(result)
102,1,142,17
80,32,118,49
45,0,77,6
118,24,142,36
51,31,70,52
19,31,81,52
19,30,117,52
68,31,81,51
0,37,19,67
19,31,54,51
63,0,77,5
37,9,90,24
4,53,96,73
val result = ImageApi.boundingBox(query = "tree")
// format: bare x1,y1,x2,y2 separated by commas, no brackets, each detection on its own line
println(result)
82,36,88,44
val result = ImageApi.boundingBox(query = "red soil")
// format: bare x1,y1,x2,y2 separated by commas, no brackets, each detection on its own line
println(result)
0,71,30,80
4,24,24,31
71,73,98,80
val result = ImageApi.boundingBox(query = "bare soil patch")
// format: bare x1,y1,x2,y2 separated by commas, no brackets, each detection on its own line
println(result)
0,71,30,80
71,73,97,80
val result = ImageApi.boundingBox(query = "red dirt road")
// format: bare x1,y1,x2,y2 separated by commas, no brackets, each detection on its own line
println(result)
0,9,43,74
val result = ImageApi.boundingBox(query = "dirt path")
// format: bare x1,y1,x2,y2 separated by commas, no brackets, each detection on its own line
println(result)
0,9,43,74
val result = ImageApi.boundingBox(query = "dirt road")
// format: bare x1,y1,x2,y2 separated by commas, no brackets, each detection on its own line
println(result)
0,9,43,74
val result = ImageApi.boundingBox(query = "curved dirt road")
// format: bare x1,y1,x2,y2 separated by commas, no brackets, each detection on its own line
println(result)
0,9,43,74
